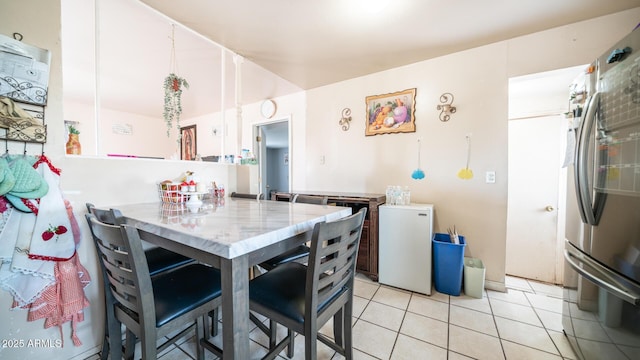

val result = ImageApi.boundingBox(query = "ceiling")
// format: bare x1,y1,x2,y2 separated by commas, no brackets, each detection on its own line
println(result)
139,0,639,90
62,0,639,120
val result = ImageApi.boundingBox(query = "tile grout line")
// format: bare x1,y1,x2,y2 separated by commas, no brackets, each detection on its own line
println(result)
486,289,508,360
526,279,568,359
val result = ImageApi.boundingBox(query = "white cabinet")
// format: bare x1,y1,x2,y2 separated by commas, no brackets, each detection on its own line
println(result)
379,204,433,295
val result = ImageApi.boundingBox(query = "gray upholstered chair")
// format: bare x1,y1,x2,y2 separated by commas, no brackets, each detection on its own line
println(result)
86,203,200,359
249,208,367,360
86,203,195,276
230,192,265,200
257,194,330,272
86,211,223,359
291,194,329,205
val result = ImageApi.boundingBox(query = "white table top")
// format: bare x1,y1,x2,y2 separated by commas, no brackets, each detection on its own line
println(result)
113,198,352,259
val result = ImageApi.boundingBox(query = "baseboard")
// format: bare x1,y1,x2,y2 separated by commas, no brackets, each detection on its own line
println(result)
69,345,102,360
485,279,506,293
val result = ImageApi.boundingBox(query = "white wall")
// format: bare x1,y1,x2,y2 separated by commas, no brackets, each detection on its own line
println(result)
292,9,640,288
304,42,510,287
64,100,178,158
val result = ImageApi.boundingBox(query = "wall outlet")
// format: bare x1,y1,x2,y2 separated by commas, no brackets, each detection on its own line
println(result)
485,171,496,183
319,155,325,165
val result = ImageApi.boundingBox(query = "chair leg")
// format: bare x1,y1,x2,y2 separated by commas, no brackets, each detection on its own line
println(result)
139,330,157,360
286,329,294,358
210,308,219,337
105,301,123,360
196,316,205,360
100,323,109,360
124,330,136,360
268,320,277,349
106,321,123,360
333,309,344,348
305,328,318,360
343,301,354,360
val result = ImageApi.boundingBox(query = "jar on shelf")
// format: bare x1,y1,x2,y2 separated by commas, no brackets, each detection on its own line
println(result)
65,133,81,155
65,125,81,155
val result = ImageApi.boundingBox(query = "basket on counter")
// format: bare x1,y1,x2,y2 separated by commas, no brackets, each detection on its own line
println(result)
157,182,187,203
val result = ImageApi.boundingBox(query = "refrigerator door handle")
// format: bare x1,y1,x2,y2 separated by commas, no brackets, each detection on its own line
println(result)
565,242,640,305
574,92,600,225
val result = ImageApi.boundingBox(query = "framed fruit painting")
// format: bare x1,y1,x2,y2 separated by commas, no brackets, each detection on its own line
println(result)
365,88,416,136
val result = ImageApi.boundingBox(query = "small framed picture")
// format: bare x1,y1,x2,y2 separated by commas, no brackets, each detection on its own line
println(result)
365,88,416,136
180,125,197,160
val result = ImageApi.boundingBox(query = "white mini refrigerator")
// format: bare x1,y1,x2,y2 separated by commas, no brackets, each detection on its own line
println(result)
379,204,433,295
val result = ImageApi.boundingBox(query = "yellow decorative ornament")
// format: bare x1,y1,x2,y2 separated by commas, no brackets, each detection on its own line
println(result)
457,134,473,180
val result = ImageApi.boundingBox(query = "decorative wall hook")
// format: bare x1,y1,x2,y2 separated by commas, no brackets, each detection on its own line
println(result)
339,108,352,131
437,92,456,122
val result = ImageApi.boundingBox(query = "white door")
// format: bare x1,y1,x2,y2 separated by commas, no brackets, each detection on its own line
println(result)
506,115,566,284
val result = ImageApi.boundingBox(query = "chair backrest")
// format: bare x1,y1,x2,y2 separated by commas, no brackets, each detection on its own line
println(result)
86,202,124,225
85,212,155,327
306,208,366,317
230,192,264,200
291,194,329,205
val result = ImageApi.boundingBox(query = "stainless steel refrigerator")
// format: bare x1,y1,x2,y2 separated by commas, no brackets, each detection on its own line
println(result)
563,26,640,359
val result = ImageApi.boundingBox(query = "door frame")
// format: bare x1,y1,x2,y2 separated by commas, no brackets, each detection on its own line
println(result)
506,65,584,284
253,115,292,198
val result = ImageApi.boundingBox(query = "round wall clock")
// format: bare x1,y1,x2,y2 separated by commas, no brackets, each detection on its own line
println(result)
260,99,277,119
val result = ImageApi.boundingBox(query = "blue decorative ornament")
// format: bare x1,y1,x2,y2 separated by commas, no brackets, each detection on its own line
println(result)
411,139,425,180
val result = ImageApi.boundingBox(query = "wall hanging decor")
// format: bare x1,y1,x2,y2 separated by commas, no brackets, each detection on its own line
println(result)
437,92,456,122
0,95,47,151
457,134,473,180
365,88,416,136
411,139,425,180
339,108,352,131
180,125,197,160
163,24,189,138
0,33,51,105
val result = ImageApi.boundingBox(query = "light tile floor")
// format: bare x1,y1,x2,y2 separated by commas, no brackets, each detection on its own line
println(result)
93,274,577,360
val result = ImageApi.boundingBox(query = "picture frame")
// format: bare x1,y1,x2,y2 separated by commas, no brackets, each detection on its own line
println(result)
180,125,197,160
365,88,416,136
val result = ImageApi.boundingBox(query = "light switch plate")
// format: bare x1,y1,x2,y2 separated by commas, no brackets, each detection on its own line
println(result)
485,171,496,183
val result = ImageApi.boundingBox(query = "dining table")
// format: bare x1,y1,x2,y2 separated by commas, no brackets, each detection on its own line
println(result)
110,197,352,359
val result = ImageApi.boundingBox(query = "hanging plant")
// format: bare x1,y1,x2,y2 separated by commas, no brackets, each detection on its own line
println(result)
163,73,189,137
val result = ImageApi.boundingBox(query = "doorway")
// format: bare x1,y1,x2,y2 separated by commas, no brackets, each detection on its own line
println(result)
254,117,291,199
506,65,585,284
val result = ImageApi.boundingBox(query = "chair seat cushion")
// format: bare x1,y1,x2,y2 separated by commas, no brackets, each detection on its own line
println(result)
152,264,222,327
249,262,343,325
259,245,310,270
145,247,194,276
250,262,308,323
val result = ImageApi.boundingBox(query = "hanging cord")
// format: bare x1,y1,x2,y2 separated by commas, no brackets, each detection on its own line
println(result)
465,135,471,169
411,139,425,180
168,24,179,75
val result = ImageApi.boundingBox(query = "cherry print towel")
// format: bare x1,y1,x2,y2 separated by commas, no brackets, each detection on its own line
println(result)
27,157,75,261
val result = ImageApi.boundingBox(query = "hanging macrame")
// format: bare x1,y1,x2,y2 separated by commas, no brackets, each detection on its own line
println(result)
163,24,189,138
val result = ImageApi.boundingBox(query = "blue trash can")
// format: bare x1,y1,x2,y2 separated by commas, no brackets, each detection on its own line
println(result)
433,233,466,296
